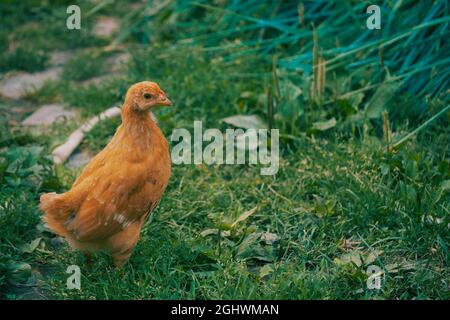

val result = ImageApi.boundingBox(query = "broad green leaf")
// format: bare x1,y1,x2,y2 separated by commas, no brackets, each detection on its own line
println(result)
236,232,278,262
349,93,365,110
278,79,303,120
440,180,450,191
280,79,302,101
365,81,401,119
380,163,390,176
7,262,32,284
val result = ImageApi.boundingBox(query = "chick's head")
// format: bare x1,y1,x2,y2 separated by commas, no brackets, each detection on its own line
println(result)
125,81,172,111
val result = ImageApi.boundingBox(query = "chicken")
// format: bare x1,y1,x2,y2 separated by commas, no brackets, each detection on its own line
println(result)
40,81,172,267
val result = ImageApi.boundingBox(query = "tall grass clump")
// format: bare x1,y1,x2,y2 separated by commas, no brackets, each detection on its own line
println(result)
112,0,449,139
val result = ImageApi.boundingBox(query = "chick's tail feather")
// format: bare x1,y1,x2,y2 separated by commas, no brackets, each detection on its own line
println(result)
40,192,74,237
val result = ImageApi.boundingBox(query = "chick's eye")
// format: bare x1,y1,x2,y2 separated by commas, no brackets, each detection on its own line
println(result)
143,93,153,99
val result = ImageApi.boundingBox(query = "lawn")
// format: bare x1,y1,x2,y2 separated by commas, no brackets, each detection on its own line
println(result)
0,0,449,300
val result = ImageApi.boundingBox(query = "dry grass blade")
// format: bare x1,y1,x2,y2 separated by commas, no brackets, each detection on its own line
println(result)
391,104,450,150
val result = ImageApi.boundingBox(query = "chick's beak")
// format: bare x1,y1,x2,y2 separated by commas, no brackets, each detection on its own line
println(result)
158,95,172,107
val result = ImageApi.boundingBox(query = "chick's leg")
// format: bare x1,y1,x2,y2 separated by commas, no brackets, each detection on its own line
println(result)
107,222,143,269
113,251,132,269
83,252,93,264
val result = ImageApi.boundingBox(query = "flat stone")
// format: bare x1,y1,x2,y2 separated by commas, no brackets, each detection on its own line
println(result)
81,75,110,87
0,68,61,99
131,2,144,10
107,52,131,72
22,104,76,126
82,74,127,88
66,150,93,169
9,104,37,123
50,51,73,66
49,236,65,249
93,17,119,38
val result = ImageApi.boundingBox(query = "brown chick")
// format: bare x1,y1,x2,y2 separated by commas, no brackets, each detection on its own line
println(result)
40,81,172,267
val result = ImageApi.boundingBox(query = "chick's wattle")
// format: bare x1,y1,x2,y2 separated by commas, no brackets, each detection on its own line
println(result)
40,81,172,266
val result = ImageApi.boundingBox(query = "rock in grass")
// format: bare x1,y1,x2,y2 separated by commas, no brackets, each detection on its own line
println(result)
22,104,76,126
93,17,119,38
108,52,131,72
49,236,65,249
0,68,61,99
50,51,74,67
66,150,93,169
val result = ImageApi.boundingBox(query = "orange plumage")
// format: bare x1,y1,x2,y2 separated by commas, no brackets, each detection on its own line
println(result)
40,81,172,266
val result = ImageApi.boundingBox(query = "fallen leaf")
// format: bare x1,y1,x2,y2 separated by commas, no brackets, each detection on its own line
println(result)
231,206,257,228
334,251,363,267
312,118,337,131
200,229,230,237
363,250,383,265
259,264,274,279
20,237,42,253
339,238,363,251
260,232,278,245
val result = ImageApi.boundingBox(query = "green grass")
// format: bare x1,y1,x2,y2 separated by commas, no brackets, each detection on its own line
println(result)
62,51,107,82
2,126,448,299
0,47,49,73
0,1,449,300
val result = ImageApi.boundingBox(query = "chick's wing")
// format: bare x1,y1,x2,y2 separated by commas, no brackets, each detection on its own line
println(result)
65,159,158,242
